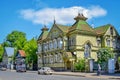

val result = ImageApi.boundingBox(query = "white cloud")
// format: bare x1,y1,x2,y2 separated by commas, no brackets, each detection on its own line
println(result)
20,6,107,25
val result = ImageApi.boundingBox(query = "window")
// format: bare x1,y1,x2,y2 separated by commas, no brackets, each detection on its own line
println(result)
59,38,63,49
106,39,110,47
48,41,50,50
57,38,63,49
50,41,53,49
112,39,116,48
71,38,74,46
110,27,113,35
54,54,57,63
46,42,48,51
50,41,52,49
69,38,71,46
43,43,45,51
44,43,47,51
49,55,53,64
54,39,57,49
97,37,101,46
84,43,91,58
117,41,120,49
57,53,62,62
38,44,42,52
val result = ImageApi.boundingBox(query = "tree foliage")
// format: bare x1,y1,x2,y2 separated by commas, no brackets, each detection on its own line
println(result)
3,30,27,61
3,30,27,50
0,45,4,62
2,30,38,70
74,59,85,71
97,48,113,64
23,38,37,65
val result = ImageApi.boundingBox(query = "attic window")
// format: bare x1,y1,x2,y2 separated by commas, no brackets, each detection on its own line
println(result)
110,27,113,35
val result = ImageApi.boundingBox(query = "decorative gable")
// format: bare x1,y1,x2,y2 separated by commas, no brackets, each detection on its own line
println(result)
47,24,64,39
105,25,119,36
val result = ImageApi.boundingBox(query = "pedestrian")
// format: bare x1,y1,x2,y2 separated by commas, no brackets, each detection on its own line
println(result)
97,63,101,76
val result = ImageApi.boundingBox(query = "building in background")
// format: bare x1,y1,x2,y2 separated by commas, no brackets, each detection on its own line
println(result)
37,13,120,71
2,47,14,69
15,50,26,71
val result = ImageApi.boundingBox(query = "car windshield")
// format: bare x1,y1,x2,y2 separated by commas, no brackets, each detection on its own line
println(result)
43,67,51,70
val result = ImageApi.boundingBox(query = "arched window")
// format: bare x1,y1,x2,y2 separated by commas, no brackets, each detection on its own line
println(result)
84,43,91,58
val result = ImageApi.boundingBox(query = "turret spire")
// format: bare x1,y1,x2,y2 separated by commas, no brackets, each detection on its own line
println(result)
74,13,88,21
41,24,49,31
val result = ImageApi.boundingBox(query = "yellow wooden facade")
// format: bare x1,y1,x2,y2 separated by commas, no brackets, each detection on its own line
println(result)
37,13,120,71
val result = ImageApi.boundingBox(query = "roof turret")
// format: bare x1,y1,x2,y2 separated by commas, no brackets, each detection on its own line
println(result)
74,13,88,21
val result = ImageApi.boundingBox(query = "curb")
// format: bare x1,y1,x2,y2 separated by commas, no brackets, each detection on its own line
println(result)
52,72,85,77
52,72,120,79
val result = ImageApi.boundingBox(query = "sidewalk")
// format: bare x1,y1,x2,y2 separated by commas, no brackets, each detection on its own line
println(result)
52,71,120,79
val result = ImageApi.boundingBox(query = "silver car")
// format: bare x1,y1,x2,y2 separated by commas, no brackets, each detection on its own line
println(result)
0,67,7,71
38,67,53,75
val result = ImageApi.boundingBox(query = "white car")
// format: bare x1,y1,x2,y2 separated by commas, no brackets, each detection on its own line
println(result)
0,67,7,71
38,67,53,75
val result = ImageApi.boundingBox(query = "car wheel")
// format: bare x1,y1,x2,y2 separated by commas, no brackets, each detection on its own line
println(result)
44,72,47,75
38,72,40,74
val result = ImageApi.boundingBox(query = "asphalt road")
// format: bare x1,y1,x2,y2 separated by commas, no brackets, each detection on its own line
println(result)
0,70,113,80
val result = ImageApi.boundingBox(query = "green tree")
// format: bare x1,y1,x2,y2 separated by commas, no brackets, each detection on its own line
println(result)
0,45,4,62
3,30,27,49
23,38,37,69
97,48,113,64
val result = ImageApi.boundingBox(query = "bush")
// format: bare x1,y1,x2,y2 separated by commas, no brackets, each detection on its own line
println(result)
118,57,120,63
74,59,85,71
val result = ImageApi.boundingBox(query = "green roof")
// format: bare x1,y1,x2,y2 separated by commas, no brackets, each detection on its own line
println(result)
69,20,96,35
94,24,110,35
56,24,70,33
38,30,49,41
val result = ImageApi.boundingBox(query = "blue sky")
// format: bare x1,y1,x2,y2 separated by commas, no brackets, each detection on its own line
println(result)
0,0,120,43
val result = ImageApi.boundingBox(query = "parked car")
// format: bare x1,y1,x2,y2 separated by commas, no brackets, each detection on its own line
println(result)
0,66,7,71
38,67,53,75
16,64,26,72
